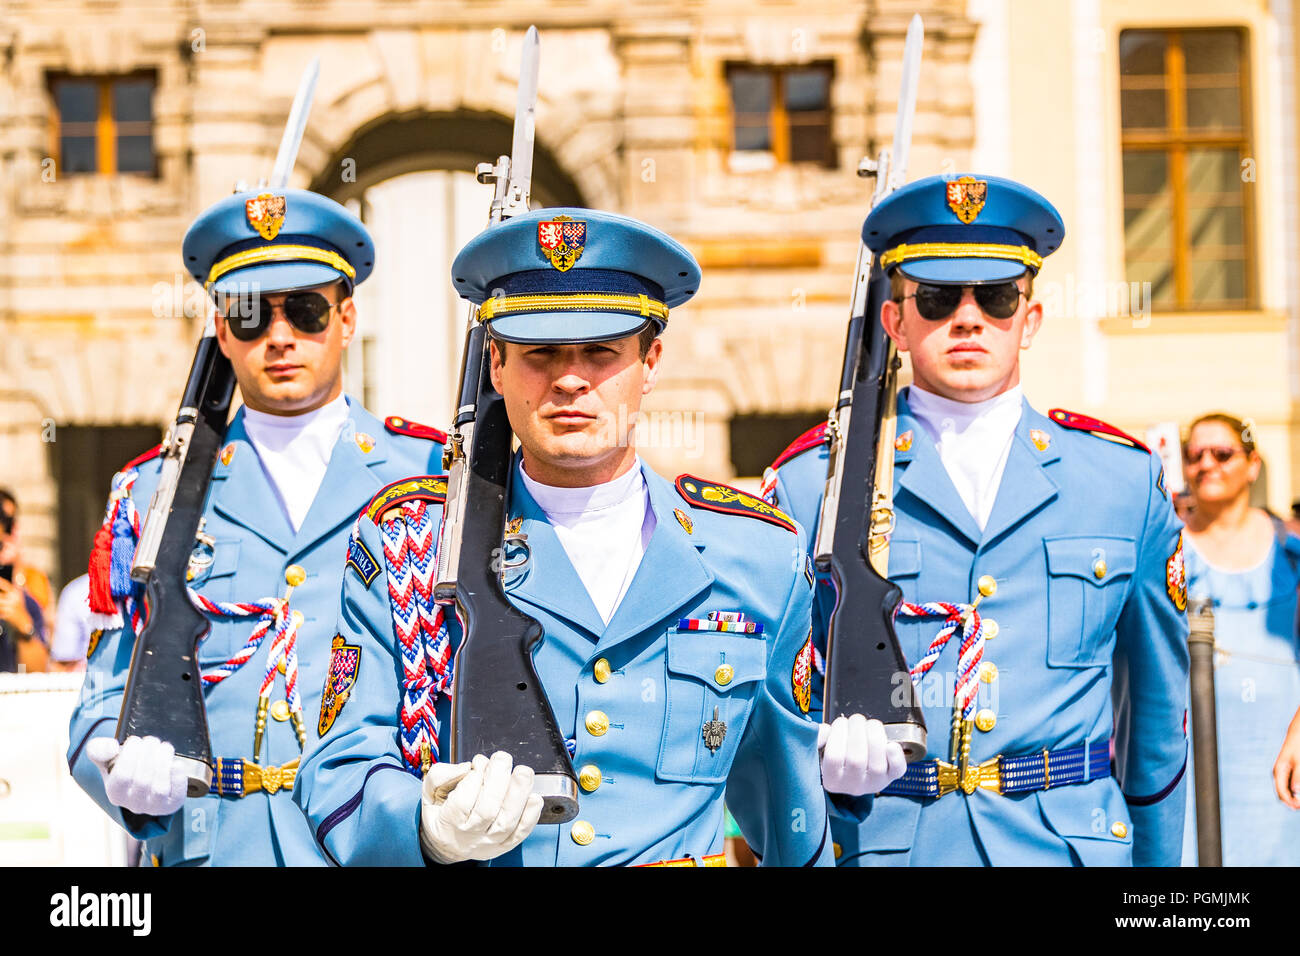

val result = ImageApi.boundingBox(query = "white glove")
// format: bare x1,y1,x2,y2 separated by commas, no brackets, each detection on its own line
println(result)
818,714,908,797
419,751,544,864
85,735,189,817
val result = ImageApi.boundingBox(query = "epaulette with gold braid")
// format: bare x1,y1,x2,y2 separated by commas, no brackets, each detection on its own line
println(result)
675,474,797,533
364,475,448,523
1048,408,1150,453
384,416,448,444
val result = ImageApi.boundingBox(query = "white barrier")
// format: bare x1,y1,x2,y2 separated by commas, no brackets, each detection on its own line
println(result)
0,672,132,866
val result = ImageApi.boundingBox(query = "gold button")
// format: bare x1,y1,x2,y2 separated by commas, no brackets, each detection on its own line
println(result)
571,821,594,846
285,565,306,587
977,575,997,597
1111,821,1128,839
585,710,609,736
833,842,843,859
974,708,997,732
1093,559,1107,579
578,765,602,792
593,659,611,683
979,661,998,683
270,700,291,722
984,619,999,640
278,658,287,675
715,664,734,686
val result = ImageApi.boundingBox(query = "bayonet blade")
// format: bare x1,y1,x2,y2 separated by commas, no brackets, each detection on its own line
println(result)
889,15,924,191
503,26,540,218
269,56,321,189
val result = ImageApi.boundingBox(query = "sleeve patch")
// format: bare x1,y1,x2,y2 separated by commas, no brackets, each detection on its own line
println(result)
792,633,814,714
364,475,448,523
346,535,380,587
1166,532,1187,612
675,474,797,533
318,635,361,737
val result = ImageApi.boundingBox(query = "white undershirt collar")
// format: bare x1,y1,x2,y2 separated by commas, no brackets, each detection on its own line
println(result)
519,458,656,625
241,393,351,533
905,384,1024,531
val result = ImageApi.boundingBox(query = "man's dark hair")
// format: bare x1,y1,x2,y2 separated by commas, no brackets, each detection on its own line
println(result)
491,322,659,364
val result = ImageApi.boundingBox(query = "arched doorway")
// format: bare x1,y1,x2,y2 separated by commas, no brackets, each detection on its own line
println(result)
311,111,586,429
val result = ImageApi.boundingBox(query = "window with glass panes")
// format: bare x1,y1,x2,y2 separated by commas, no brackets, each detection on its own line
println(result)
727,63,834,166
1119,29,1253,310
48,72,157,176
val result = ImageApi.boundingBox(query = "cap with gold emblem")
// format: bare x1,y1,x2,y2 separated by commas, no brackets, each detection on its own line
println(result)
182,187,375,297
450,207,701,345
862,173,1065,285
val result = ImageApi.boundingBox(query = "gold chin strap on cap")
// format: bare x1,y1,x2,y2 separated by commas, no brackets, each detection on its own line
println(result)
206,244,356,288
476,292,669,323
880,242,1043,273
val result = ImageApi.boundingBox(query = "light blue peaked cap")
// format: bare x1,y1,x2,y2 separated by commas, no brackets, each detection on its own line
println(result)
450,207,701,344
862,174,1065,284
183,187,375,297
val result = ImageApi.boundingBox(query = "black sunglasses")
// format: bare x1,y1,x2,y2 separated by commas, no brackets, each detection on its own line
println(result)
218,291,341,341
902,281,1026,320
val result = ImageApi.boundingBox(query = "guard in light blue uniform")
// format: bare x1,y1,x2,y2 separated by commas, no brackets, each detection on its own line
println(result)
764,175,1189,866
295,208,832,867
67,187,444,866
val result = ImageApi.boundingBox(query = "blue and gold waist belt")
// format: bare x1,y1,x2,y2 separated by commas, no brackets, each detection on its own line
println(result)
881,739,1111,799
210,756,299,797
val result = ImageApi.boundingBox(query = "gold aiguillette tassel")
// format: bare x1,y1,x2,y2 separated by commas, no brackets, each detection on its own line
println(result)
253,697,270,760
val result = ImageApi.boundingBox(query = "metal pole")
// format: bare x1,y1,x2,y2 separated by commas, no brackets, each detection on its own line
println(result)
1187,596,1222,866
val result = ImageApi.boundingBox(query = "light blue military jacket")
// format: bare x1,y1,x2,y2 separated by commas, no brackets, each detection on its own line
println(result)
766,391,1189,866
67,398,443,866
295,459,833,866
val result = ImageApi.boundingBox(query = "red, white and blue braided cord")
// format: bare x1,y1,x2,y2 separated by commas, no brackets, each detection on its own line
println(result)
91,467,146,634
896,600,985,720
186,588,302,722
376,501,453,774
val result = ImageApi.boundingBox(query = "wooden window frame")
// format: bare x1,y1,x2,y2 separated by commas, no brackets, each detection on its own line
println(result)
725,61,836,168
47,70,158,177
1119,27,1256,311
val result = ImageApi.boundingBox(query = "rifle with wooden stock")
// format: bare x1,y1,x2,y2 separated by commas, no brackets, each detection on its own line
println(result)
813,15,928,759
434,26,581,824
116,59,321,796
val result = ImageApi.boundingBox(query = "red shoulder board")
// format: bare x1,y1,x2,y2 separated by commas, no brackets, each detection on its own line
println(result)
385,416,447,444
770,421,829,472
1048,409,1150,453
675,474,797,533
364,475,448,523
122,443,162,472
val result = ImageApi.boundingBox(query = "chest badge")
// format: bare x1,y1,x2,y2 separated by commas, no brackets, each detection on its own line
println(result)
702,707,727,755
318,635,361,736
220,442,236,467
354,431,375,454
1030,429,1051,452
674,508,694,534
895,430,913,452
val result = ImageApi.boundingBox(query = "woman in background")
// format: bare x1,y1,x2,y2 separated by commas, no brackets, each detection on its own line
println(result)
1181,412,1300,866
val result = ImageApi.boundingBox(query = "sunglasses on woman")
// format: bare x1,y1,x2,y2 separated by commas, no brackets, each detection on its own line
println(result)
901,281,1026,320
219,291,341,342
1183,445,1243,465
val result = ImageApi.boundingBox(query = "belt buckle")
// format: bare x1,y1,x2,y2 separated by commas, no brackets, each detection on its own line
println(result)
935,755,1003,797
